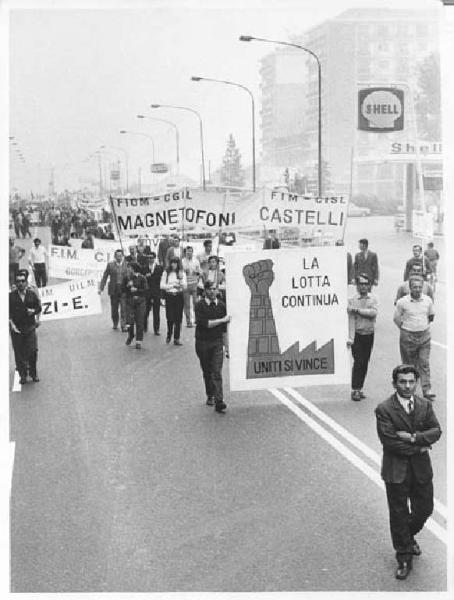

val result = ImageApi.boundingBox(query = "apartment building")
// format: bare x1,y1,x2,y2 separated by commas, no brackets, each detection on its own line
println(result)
259,8,441,201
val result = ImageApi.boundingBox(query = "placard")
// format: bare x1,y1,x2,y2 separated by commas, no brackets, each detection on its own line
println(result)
226,247,350,390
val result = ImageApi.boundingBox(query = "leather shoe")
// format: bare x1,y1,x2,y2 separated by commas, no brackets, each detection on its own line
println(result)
215,401,227,413
351,390,361,401
206,397,215,406
31,376,40,382
154,331,160,336
125,336,133,346
19,376,27,385
395,561,412,580
166,336,171,344
412,541,421,556
174,340,183,346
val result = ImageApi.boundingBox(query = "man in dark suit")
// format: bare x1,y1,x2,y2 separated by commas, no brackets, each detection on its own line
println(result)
9,271,42,384
143,251,163,335
99,249,130,331
375,364,441,580
353,238,379,286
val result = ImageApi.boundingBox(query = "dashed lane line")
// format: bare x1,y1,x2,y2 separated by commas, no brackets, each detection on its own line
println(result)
283,387,447,520
9,442,16,496
12,371,21,392
271,388,447,545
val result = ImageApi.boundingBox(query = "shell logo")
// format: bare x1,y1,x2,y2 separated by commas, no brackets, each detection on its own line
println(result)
358,87,404,132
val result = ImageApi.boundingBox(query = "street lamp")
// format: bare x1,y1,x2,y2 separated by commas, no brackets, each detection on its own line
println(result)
119,130,155,163
137,114,180,174
151,103,206,190
240,34,323,196
100,145,129,193
191,76,256,192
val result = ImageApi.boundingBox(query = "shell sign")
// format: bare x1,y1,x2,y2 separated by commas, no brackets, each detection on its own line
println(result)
358,87,404,132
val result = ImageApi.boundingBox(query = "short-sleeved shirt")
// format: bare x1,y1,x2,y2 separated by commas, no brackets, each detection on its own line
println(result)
394,294,434,332
29,245,47,264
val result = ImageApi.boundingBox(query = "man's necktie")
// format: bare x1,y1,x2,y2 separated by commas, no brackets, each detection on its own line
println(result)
407,399,414,414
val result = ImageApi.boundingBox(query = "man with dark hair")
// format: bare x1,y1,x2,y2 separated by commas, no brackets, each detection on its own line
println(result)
9,272,42,384
28,238,48,288
194,281,231,413
375,364,441,580
394,278,435,400
347,273,378,401
99,248,129,331
403,245,432,281
123,262,148,349
353,238,379,286
143,251,163,335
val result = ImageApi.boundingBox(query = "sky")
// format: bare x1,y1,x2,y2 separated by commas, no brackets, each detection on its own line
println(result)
5,0,442,194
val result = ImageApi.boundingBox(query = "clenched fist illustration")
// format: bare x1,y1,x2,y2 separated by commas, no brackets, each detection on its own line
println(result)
243,259,274,295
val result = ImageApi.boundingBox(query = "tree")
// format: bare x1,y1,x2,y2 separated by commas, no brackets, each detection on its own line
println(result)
415,52,441,141
220,134,245,187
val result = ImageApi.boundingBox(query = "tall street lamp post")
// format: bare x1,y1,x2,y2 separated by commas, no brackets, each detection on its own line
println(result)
151,103,206,190
240,34,322,196
191,76,256,192
137,114,180,174
100,145,129,193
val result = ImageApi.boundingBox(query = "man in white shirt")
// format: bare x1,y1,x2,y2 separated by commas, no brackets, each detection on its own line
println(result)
347,273,378,401
181,245,201,327
28,238,48,288
393,277,435,400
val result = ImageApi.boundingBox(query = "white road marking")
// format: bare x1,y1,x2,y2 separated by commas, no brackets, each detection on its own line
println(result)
12,370,21,392
271,389,447,545
9,442,16,496
284,387,447,520
432,340,447,349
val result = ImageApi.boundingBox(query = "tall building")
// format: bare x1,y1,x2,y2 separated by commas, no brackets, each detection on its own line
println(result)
259,8,441,202
259,50,308,184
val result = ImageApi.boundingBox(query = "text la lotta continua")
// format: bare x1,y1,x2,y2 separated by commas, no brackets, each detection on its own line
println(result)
113,196,346,231
281,256,339,308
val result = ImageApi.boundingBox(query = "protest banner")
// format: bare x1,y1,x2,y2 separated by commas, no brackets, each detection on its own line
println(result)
110,188,348,242
225,247,350,391
38,278,101,321
48,245,116,280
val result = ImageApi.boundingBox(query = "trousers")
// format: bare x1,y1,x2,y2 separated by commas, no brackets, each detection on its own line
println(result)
144,293,161,333
11,328,38,378
126,297,146,341
33,263,47,288
385,463,433,563
195,338,224,402
399,328,431,392
110,292,127,328
165,293,184,341
351,332,374,390
183,284,198,325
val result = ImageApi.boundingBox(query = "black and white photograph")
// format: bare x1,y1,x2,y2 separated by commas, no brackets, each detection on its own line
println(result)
3,0,453,596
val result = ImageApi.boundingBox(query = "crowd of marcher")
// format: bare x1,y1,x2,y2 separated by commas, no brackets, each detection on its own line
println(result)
8,204,443,579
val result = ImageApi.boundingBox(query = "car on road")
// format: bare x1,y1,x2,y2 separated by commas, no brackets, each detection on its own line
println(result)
348,202,371,217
